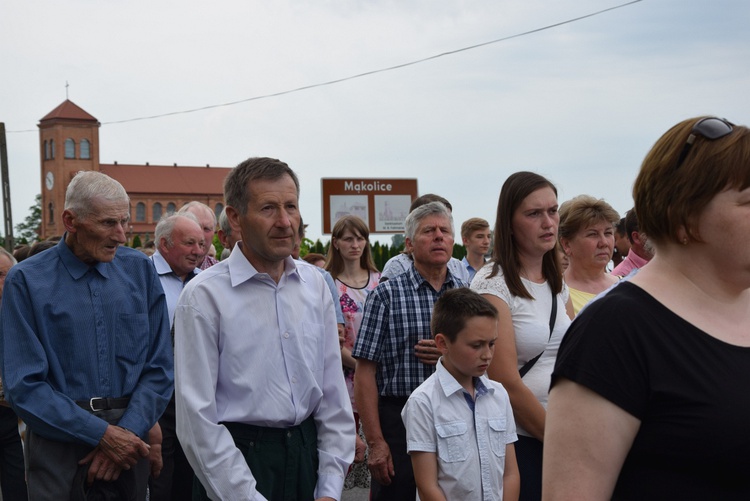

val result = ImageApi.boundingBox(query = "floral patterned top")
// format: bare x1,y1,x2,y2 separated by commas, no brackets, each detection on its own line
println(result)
336,270,381,413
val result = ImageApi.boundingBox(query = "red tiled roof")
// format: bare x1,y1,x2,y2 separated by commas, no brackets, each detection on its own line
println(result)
40,100,98,123
100,163,231,196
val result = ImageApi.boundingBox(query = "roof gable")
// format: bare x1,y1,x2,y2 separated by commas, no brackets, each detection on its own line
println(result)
40,100,98,123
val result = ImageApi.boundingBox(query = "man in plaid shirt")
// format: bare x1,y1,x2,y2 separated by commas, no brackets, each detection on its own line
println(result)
352,201,467,501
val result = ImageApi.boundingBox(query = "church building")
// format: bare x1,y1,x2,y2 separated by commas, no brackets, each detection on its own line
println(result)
38,100,231,242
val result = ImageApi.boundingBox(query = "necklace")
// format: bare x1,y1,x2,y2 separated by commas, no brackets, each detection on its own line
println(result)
337,271,369,289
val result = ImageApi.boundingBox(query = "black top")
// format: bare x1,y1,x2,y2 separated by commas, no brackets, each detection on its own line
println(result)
553,282,750,500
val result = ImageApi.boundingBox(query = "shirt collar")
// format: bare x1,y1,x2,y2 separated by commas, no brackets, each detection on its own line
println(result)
406,262,460,291
627,251,650,269
56,234,110,280
436,357,493,398
227,243,303,287
151,250,201,280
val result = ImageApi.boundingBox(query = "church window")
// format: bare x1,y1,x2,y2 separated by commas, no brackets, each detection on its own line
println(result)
136,202,146,222
64,138,75,159
153,203,163,222
80,139,91,159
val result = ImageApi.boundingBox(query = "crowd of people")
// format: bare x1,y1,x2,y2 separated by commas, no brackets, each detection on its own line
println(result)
0,115,748,500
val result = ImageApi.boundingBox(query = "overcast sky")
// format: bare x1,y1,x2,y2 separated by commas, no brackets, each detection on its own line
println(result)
2,0,749,244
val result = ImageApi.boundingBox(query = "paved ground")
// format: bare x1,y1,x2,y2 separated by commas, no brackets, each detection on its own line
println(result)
341,487,369,500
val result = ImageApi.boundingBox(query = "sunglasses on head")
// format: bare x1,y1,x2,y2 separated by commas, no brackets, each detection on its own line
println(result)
674,117,734,170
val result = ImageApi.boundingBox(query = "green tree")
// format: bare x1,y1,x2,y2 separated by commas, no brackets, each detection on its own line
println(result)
391,234,405,249
15,194,42,244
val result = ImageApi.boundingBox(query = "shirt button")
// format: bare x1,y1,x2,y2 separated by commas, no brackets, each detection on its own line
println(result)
292,377,297,384
283,333,290,339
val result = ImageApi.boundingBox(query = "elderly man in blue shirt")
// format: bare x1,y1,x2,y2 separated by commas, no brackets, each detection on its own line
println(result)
0,171,173,500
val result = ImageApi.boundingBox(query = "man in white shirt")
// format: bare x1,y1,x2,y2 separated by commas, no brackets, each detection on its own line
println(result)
149,213,204,500
150,213,204,326
174,157,355,500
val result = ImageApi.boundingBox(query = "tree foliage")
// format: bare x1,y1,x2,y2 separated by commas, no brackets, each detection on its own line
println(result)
15,194,42,244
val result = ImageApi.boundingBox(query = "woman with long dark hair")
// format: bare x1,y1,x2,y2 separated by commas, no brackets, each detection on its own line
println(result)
471,171,573,500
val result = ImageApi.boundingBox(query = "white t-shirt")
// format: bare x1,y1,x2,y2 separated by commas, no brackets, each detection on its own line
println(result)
470,263,570,437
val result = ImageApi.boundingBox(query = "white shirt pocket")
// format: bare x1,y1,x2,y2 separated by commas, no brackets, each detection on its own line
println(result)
435,420,469,463
488,418,508,457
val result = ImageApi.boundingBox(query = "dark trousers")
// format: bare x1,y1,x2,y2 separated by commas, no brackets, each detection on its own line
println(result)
25,408,149,501
370,397,415,501
0,406,27,500
194,416,318,501
149,395,194,500
516,435,543,501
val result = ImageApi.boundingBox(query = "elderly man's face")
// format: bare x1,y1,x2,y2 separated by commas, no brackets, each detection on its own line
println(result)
160,217,205,279
0,254,14,301
66,198,129,264
230,174,299,273
406,214,454,269
186,206,216,259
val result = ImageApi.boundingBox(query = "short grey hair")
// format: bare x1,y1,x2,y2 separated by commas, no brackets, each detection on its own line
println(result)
218,207,231,237
155,213,200,248
224,157,299,216
404,201,454,241
0,247,17,266
64,171,129,219
178,201,216,226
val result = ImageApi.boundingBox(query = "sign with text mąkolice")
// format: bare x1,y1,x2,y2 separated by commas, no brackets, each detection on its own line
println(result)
321,178,418,234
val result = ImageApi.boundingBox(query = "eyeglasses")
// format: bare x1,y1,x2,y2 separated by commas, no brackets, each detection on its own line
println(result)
674,117,734,170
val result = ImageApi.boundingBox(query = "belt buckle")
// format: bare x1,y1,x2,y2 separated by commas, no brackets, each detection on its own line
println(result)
89,398,104,412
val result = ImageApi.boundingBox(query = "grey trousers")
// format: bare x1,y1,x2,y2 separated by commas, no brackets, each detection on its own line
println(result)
25,408,149,501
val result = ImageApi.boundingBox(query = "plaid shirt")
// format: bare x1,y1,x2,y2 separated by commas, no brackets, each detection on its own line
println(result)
352,264,466,397
199,254,219,270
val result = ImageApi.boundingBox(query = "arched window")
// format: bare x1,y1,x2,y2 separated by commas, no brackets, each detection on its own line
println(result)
48,202,54,224
44,140,49,160
153,203,163,222
166,202,176,214
50,139,55,159
135,202,146,222
214,203,224,221
80,139,91,159
64,138,75,159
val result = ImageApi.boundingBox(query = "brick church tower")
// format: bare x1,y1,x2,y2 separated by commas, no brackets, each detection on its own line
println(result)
37,100,230,242
38,100,100,239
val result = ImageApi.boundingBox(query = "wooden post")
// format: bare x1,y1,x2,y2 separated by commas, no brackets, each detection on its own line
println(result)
0,123,14,251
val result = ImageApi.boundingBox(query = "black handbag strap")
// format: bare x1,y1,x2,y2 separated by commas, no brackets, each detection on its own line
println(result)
519,288,557,378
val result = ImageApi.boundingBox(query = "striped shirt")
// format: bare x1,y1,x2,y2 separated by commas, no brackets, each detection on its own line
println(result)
352,264,466,396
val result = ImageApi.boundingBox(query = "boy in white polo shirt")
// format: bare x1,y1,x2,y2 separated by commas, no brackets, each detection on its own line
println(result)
402,288,519,500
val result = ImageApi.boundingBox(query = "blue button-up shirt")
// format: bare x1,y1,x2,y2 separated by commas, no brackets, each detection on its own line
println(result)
0,238,173,446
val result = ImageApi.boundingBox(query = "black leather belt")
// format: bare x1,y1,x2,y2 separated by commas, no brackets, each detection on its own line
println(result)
75,397,130,412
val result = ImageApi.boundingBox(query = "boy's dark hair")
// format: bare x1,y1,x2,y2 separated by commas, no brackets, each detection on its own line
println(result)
431,288,498,342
